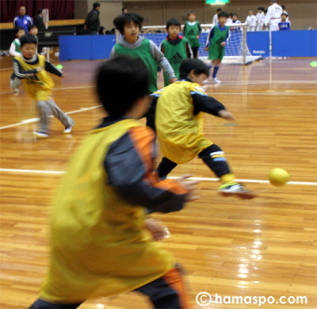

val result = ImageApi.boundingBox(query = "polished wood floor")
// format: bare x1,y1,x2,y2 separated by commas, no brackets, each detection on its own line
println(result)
0,56,316,309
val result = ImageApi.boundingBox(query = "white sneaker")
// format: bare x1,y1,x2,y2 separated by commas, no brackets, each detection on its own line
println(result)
34,131,49,138
63,125,73,134
214,78,221,84
13,88,19,93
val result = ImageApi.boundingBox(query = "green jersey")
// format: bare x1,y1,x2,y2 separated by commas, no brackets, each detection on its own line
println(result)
13,39,21,55
161,37,188,86
184,21,201,47
208,25,229,61
114,39,158,93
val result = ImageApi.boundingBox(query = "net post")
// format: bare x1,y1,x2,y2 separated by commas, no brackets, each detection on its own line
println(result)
242,25,247,65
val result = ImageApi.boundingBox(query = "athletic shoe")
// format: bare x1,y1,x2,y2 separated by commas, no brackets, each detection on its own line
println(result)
13,88,19,93
63,125,73,134
218,183,256,199
214,78,221,84
33,131,49,138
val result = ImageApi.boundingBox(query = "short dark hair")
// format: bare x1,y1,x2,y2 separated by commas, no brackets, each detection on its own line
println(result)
281,5,286,10
14,26,24,35
179,59,210,79
257,7,264,11
96,55,149,117
218,11,229,18
38,9,43,14
122,7,127,12
28,24,38,31
281,12,288,16
216,8,222,12
166,19,181,30
113,13,144,35
20,34,37,47
93,2,100,9
232,13,238,18
187,12,195,17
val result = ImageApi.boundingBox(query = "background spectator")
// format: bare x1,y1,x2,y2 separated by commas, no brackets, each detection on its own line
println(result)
245,10,256,31
84,2,101,35
122,8,128,14
34,9,45,30
13,6,33,33
212,8,222,25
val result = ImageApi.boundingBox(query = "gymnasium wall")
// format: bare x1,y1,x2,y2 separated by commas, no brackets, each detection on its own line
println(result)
121,0,317,30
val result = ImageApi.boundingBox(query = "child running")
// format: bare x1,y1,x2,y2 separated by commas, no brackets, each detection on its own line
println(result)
111,13,176,92
205,11,230,84
13,34,74,138
160,18,191,86
183,12,201,59
28,55,198,309
9,26,25,93
150,58,256,199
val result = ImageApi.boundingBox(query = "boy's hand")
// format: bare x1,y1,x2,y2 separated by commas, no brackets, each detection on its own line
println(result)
145,218,170,241
219,110,236,121
204,47,209,51
178,174,200,201
221,42,227,47
196,35,200,39
169,77,177,84
36,66,43,72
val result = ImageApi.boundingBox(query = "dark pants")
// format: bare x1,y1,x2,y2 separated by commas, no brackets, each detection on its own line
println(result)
28,267,188,309
191,46,199,58
157,144,231,179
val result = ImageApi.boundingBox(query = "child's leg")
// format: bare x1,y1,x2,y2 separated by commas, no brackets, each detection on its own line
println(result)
198,144,256,199
47,99,74,130
156,157,178,178
198,144,235,184
191,46,199,59
29,299,83,309
135,266,189,309
36,100,51,135
212,59,221,80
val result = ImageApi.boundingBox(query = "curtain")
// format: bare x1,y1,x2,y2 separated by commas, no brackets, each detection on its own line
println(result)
0,0,75,23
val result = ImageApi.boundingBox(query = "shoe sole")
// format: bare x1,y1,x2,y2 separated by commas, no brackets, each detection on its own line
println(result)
219,191,257,200
33,133,49,138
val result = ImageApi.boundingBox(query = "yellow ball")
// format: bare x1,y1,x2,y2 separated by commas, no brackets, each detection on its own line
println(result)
269,168,290,186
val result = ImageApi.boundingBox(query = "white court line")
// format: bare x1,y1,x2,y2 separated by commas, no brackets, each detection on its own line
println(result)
208,92,316,96
0,105,102,130
0,168,316,186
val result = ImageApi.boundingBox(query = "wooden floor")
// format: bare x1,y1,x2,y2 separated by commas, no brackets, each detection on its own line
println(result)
0,56,316,309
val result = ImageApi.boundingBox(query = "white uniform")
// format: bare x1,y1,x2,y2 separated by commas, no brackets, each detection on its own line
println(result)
265,2,283,31
212,13,218,25
256,12,265,31
227,17,233,24
245,15,257,31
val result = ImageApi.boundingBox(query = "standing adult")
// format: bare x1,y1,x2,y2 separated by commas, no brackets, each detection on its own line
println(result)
34,9,45,30
265,0,283,31
212,8,222,25
84,2,101,35
13,6,33,33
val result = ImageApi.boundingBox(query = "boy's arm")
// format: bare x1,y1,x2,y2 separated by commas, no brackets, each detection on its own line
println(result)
104,126,188,213
205,27,215,47
191,86,226,116
9,42,20,57
45,61,63,77
149,41,176,80
13,58,37,79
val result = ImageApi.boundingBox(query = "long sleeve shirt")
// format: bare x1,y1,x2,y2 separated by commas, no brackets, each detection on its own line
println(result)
9,39,21,57
13,15,33,32
265,3,283,25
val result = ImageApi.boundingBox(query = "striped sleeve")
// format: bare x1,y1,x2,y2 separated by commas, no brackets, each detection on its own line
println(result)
13,58,37,79
104,126,188,213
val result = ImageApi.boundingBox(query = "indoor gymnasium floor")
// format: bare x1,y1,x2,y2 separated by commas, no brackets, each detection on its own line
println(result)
0,56,316,309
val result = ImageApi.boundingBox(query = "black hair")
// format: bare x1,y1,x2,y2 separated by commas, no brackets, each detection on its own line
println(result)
229,13,234,17
166,19,181,30
93,2,100,9
281,12,288,16
232,13,238,18
122,7,127,12
28,24,38,31
281,5,286,10
179,59,210,79
257,7,264,11
187,12,195,17
14,26,25,36
38,9,43,14
99,26,105,34
216,8,222,12
96,55,149,117
218,11,229,18
113,13,144,35
20,33,37,46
